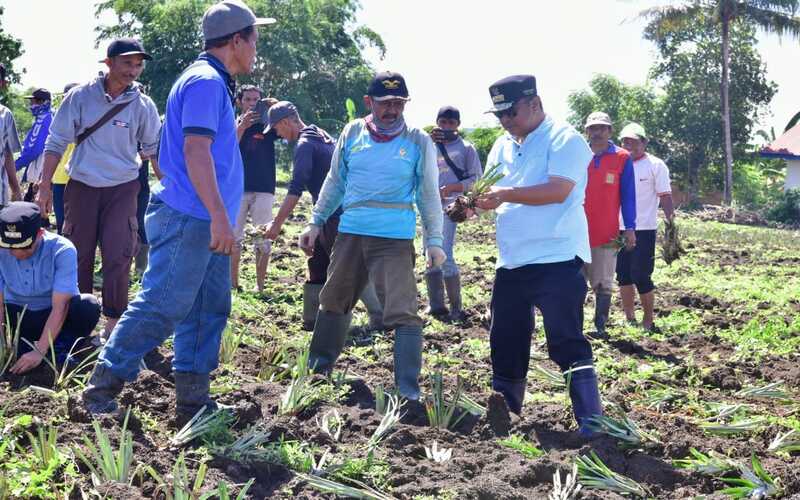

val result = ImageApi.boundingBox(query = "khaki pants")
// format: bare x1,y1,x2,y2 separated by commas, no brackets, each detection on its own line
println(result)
582,245,617,294
319,233,421,329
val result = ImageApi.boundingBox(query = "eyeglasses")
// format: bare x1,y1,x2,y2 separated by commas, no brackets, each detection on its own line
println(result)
493,107,518,120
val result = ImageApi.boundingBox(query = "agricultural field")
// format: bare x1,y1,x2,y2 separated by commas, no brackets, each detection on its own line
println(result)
1,188,799,499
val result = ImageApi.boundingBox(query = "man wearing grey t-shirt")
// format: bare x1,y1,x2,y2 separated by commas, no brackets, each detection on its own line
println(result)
428,106,482,321
0,63,23,206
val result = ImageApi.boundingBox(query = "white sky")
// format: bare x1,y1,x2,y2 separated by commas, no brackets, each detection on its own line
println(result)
2,0,797,135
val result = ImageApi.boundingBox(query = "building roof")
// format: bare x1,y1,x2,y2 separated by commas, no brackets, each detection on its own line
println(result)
761,124,800,160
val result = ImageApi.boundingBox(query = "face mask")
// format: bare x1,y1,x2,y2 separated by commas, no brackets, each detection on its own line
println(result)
29,103,47,115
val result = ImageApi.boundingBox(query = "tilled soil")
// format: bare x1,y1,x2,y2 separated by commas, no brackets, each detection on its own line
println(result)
1,214,798,499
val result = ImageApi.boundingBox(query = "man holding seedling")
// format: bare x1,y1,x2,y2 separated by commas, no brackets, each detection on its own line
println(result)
0,202,101,374
262,101,384,333
583,112,636,335
82,0,277,422
427,106,483,322
616,123,674,332
298,71,445,401
474,74,601,436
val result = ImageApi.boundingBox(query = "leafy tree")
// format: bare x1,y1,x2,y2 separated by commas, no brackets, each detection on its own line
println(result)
464,126,503,166
0,6,23,94
641,0,800,205
649,19,776,200
95,0,384,134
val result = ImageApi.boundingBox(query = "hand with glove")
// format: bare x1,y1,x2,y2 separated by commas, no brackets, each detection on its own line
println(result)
426,246,446,269
299,224,321,256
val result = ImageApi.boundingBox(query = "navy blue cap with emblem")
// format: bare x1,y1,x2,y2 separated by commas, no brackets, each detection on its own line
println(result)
367,71,410,101
486,74,537,113
0,202,42,249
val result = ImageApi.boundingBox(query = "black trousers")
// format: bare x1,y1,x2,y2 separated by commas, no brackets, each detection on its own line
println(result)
490,258,591,381
6,294,101,357
616,229,656,294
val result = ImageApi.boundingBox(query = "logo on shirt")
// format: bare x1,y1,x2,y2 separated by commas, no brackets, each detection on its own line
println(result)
398,148,407,158
112,120,130,128
606,173,615,184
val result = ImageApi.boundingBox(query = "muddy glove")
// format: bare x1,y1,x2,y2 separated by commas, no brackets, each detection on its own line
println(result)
426,246,446,269
299,224,321,256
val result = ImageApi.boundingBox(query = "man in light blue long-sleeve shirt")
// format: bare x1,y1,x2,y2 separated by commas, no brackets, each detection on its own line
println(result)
299,71,445,400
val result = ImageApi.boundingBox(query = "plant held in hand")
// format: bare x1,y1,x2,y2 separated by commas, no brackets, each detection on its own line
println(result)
445,163,504,222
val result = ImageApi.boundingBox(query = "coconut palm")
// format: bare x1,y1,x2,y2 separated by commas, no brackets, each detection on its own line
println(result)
641,1,800,205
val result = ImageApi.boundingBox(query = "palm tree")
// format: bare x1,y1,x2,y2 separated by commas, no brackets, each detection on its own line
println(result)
641,1,800,205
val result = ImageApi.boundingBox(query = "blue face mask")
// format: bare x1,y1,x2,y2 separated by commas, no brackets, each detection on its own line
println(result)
29,103,48,115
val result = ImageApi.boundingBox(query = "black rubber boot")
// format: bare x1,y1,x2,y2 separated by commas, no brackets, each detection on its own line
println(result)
308,310,352,374
394,326,423,400
425,269,449,317
594,293,612,335
566,360,603,437
82,364,126,415
491,375,527,415
444,274,464,321
302,283,323,331
174,371,218,426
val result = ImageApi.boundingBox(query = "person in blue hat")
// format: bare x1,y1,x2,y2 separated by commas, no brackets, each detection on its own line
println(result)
474,74,602,436
0,202,100,374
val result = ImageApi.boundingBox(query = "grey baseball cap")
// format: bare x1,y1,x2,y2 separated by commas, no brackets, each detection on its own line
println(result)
263,101,298,134
202,0,276,41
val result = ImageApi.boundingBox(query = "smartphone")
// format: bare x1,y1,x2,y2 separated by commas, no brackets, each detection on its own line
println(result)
253,99,269,124
440,129,458,141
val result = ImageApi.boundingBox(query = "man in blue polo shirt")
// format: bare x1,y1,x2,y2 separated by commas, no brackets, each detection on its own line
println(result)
82,0,276,421
298,71,445,400
0,202,100,374
475,75,602,436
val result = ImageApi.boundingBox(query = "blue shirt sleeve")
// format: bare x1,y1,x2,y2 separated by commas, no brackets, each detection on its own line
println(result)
52,244,80,296
288,139,314,197
15,112,51,170
181,78,224,137
547,129,592,184
620,155,637,230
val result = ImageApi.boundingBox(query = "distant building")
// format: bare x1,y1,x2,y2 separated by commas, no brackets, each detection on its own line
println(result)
761,124,800,190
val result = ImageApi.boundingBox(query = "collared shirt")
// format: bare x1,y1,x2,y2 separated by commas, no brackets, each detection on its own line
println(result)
0,232,79,311
487,115,592,269
436,138,483,207
154,52,243,222
312,119,443,248
585,141,636,247
619,153,671,231
0,105,21,206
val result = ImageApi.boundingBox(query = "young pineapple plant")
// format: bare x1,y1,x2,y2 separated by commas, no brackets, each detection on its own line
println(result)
661,217,686,265
575,451,650,497
0,309,24,376
425,371,467,430
586,414,661,450
73,410,139,487
720,455,781,498
445,163,504,222
673,448,740,475
549,464,582,500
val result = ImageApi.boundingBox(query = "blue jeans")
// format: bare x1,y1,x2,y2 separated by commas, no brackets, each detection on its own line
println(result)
441,214,459,278
98,197,232,381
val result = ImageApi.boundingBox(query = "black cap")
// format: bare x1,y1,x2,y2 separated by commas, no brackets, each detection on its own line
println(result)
367,71,410,101
24,88,51,101
104,38,152,61
486,74,537,113
0,202,42,249
436,105,460,122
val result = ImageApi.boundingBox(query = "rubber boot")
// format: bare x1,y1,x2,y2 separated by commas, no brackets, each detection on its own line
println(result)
491,375,527,414
308,310,352,374
174,371,218,426
302,283,323,331
594,293,612,335
393,325,423,400
425,269,449,318
82,364,126,415
359,282,385,331
566,361,603,437
134,244,149,276
444,274,464,322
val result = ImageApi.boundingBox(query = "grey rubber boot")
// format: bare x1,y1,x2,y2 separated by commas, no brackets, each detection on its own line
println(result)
82,364,126,415
594,293,612,335
491,375,527,414
359,282,385,331
174,371,218,424
134,244,149,276
302,283,323,331
444,274,464,321
394,325,423,400
425,269,449,317
566,361,603,437
308,310,352,374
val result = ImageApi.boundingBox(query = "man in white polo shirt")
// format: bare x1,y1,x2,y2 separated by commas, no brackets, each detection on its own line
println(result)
475,74,601,437
616,123,674,332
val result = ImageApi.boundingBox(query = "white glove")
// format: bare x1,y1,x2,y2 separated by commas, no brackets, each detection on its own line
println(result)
299,224,321,256
426,246,446,269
